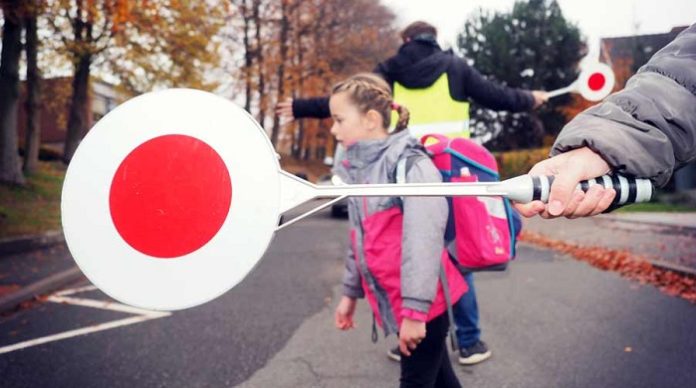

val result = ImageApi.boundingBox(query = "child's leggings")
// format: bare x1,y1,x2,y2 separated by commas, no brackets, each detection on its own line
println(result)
400,313,462,388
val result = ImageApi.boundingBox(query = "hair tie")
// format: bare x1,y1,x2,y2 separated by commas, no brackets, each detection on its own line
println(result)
391,102,400,111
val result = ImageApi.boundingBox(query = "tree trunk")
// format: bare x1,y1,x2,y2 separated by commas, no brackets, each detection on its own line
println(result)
23,11,42,174
270,0,289,147
62,54,91,164
291,13,304,159
293,122,305,159
0,3,25,185
252,0,266,128
240,0,252,112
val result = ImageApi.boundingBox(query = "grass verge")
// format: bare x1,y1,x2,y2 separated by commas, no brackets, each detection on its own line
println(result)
617,202,696,213
0,162,66,239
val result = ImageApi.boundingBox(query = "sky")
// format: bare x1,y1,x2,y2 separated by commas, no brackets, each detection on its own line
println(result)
381,0,696,66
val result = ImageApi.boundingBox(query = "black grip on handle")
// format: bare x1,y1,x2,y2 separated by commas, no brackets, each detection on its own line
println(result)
533,174,654,208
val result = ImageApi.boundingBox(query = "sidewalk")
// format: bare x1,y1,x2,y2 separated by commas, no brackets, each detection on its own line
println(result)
523,212,696,273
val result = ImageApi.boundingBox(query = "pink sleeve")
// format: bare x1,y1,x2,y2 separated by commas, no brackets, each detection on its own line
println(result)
401,308,428,322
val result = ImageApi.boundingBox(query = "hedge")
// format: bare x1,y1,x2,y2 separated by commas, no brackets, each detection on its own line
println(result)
494,147,551,179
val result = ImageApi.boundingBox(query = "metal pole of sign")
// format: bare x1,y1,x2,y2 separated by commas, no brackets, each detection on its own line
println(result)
547,82,577,98
277,172,655,230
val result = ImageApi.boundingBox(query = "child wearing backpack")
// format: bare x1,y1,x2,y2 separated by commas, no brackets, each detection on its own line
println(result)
330,73,467,388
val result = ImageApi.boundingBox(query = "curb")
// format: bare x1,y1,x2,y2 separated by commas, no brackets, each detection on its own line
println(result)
649,260,696,277
0,266,83,314
0,230,65,256
597,215,696,234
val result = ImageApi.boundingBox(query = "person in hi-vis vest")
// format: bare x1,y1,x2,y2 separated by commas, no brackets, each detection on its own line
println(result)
276,21,548,366
277,21,547,138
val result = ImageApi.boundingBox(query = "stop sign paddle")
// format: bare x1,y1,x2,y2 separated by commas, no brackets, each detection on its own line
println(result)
547,62,615,101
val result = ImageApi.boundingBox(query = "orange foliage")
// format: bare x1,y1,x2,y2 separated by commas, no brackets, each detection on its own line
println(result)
229,0,400,158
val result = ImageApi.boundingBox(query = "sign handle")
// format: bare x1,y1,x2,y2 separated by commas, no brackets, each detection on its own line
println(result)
546,82,577,99
276,195,348,231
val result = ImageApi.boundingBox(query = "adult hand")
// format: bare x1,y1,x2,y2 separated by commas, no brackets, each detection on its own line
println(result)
513,147,616,218
399,317,426,357
275,98,295,122
531,90,549,108
334,296,357,330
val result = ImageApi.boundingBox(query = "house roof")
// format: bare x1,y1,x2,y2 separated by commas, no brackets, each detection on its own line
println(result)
600,26,688,65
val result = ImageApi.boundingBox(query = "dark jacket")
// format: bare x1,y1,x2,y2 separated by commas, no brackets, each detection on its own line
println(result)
552,23,696,187
292,38,535,119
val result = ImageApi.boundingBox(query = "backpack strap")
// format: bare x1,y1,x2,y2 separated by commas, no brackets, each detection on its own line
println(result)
439,266,459,351
395,154,425,210
396,157,407,185
395,154,423,184
371,313,378,343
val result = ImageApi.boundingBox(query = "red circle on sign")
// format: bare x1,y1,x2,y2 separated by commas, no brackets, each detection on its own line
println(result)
109,134,232,258
588,73,606,91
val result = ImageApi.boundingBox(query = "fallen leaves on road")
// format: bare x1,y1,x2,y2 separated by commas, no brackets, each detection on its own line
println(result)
520,231,696,304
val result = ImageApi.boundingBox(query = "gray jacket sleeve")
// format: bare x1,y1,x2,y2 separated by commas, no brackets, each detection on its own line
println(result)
552,23,696,187
342,210,364,299
401,157,449,314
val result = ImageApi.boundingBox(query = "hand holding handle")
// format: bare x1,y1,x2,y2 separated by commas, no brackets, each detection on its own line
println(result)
500,174,654,207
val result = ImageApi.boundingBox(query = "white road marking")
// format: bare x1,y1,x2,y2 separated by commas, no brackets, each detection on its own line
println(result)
53,285,98,296
46,296,169,317
0,286,171,355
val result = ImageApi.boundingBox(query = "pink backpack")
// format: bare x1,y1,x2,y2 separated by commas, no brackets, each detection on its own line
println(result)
397,134,521,272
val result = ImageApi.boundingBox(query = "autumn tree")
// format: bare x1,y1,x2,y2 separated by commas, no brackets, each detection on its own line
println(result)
268,0,292,146
0,0,25,184
228,0,399,160
45,0,226,163
235,0,253,111
44,0,132,163
103,1,226,95
287,0,398,159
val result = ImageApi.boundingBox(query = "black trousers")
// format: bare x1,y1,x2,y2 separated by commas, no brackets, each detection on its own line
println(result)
400,313,462,388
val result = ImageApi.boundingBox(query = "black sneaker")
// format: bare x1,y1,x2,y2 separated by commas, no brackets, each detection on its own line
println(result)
458,340,492,365
387,346,401,362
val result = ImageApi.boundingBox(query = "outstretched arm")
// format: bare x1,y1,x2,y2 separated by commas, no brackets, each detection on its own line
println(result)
451,59,546,111
275,97,331,121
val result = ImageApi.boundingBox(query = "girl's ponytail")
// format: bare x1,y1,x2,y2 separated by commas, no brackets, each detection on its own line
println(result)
391,102,410,133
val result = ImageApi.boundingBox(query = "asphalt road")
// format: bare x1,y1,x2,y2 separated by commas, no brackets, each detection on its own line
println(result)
0,204,347,387
1,204,695,387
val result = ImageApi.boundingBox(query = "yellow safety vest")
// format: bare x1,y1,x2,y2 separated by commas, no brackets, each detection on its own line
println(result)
391,73,470,140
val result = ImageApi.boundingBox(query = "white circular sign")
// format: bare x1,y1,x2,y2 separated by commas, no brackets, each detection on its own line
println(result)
62,89,281,311
577,63,615,101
